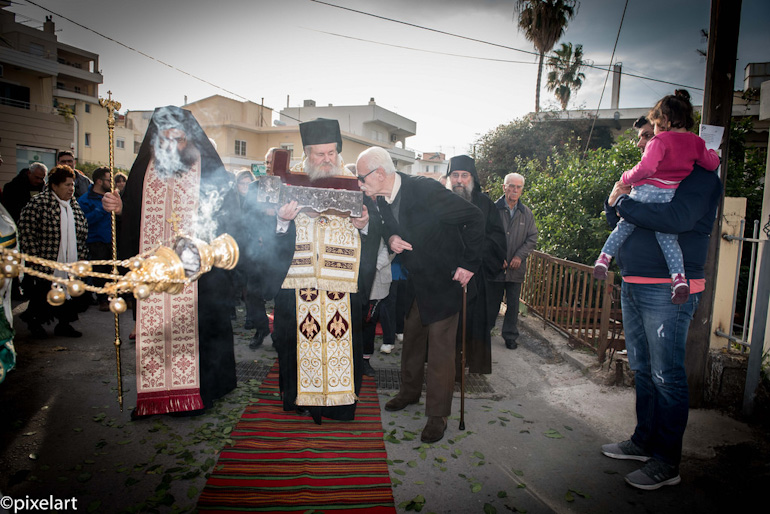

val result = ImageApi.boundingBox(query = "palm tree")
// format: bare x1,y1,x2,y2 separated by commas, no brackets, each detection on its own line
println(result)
516,0,579,112
546,42,585,110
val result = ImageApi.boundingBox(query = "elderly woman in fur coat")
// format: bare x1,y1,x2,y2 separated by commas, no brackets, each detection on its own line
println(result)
19,165,88,338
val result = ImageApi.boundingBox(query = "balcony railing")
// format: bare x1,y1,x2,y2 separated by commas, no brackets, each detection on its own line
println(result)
0,96,58,114
521,251,624,361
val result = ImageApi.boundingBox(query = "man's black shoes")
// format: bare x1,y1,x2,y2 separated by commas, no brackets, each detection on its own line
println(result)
249,329,269,349
362,359,376,377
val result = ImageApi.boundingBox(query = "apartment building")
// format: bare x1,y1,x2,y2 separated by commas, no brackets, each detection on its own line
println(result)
0,2,104,184
414,151,449,179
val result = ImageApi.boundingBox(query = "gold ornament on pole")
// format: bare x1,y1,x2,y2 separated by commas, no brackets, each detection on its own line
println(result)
99,91,125,409
0,233,240,403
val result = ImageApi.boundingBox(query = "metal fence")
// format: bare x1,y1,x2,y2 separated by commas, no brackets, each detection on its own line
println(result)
715,220,762,351
712,219,769,416
520,251,623,361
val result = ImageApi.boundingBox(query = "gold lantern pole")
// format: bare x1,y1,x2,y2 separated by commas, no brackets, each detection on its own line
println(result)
99,91,124,410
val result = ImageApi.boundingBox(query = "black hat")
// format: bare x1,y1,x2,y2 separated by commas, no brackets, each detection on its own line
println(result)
299,118,342,153
447,155,476,177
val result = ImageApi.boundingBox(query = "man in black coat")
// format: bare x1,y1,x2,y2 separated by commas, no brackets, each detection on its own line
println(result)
2,163,47,222
356,146,484,443
446,155,506,375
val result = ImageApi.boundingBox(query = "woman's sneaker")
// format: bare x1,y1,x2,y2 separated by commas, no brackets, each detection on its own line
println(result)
671,274,690,305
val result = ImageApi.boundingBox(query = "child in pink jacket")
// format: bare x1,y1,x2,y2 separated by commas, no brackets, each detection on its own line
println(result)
594,90,720,304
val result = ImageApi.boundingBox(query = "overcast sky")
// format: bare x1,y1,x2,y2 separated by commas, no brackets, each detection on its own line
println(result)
8,0,770,156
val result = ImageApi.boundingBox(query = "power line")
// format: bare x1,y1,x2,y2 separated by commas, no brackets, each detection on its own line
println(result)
310,0,540,58
306,28,539,65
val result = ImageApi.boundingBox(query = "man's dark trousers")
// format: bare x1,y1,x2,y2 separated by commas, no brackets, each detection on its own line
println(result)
487,281,522,345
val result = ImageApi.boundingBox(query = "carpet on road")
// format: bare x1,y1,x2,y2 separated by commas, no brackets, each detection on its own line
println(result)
197,362,396,513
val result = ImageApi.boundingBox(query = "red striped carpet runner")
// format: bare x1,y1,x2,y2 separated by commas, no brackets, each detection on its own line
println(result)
197,362,396,513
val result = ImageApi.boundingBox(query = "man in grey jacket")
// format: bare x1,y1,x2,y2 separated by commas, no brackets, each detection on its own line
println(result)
487,172,538,349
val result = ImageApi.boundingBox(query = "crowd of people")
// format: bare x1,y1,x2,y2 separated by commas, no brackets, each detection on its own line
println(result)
0,87,722,491
0,150,131,339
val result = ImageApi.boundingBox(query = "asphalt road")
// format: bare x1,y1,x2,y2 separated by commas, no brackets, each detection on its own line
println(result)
0,299,767,514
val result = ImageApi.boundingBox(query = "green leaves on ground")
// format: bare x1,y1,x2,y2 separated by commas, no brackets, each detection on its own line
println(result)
398,494,426,512
565,488,590,502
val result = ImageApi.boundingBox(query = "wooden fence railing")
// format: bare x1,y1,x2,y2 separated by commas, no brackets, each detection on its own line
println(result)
520,251,624,361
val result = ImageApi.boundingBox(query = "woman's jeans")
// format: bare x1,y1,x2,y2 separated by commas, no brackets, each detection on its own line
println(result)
621,282,700,467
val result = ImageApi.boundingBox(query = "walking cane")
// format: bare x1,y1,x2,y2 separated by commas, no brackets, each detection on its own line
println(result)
459,285,467,431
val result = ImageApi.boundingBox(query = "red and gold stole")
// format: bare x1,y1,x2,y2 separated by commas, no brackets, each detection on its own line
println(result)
134,162,202,415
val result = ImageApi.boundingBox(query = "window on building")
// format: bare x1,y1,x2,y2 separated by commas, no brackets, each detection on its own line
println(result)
235,140,246,156
280,143,294,159
434,165,439,172
0,81,31,109
29,43,45,57
84,132,91,147
116,137,125,149
84,103,91,113
74,86,81,94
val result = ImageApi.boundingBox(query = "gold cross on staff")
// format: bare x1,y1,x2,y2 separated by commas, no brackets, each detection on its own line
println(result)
99,90,122,130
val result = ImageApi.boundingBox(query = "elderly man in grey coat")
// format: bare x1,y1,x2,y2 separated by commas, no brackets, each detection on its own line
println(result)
487,172,538,349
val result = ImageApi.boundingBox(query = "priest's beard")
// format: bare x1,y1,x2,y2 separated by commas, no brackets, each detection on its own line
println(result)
452,183,472,202
305,154,344,181
152,136,199,180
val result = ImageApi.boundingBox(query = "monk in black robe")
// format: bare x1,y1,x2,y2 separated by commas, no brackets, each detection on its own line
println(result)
104,106,236,416
446,155,506,375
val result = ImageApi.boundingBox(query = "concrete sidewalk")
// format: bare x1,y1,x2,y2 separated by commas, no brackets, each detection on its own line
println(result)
372,311,768,513
0,301,767,514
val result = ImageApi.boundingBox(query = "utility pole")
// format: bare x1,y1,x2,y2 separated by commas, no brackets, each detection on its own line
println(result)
686,0,742,407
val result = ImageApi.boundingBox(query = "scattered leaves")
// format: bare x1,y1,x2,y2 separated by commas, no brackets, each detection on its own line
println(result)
565,488,589,502
399,494,426,512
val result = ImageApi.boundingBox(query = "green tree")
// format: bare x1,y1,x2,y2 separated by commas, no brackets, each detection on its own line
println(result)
546,42,585,110
516,0,579,113
474,114,613,185
522,136,640,264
